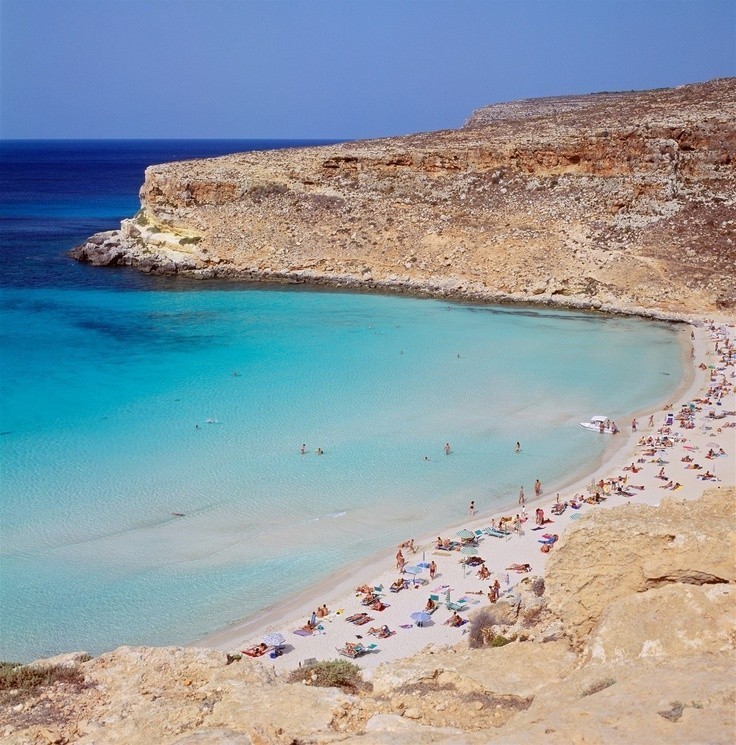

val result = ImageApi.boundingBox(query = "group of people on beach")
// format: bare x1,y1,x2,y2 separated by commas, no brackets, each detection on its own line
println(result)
236,322,735,671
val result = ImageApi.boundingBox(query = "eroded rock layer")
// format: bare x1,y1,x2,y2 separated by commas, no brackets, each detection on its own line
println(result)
71,79,736,318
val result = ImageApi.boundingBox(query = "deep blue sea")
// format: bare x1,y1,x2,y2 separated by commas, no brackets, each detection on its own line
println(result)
0,141,685,662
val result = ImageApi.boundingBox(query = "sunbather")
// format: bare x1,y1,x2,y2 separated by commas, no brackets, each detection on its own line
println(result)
477,564,490,580
371,599,388,611
390,577,406,592
368,625,393,638
425,597,437,612
242,643,268,657
445,611,464,627
506,563,532,572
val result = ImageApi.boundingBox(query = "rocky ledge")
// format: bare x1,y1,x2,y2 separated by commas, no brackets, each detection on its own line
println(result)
71,78,736,319
3,486,734,744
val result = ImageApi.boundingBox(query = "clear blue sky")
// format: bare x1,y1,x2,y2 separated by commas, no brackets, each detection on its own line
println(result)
1,0,734,139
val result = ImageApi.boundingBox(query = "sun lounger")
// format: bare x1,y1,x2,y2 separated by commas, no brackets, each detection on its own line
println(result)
337,643,378,659
483,527,510,538
337,645,366,658
446,600,467,612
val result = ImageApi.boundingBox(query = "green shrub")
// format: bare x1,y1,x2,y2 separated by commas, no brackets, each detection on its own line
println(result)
0,661,85,693
287,659,364,692
490,635,510,648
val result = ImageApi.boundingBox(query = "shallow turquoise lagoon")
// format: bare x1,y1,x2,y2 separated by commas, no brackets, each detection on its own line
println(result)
0,285,685,660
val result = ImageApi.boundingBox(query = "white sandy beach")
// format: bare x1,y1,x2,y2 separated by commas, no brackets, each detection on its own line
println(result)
197,320,735,675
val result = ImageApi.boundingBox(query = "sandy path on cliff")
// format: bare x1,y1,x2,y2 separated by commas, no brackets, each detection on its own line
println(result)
196,321,735,675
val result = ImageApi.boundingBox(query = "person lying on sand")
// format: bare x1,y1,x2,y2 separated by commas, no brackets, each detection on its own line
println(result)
477,565,490,580
371,599,388,611
242,643,268,657
390,577,406,592
506,563,532,572
368,625,393,638
356,584,373,595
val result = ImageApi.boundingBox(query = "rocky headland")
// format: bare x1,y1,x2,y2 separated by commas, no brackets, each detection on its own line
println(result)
71,78,736,319
3,486,734,744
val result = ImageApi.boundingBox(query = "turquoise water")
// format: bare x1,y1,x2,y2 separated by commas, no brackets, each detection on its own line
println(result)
0,141,686,661
1,285,684,660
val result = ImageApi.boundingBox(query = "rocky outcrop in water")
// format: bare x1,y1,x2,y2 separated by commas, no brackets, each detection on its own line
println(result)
71,78,736,319
3,487,733,744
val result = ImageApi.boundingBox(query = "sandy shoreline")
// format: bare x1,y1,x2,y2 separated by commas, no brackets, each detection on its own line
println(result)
194,319,734,674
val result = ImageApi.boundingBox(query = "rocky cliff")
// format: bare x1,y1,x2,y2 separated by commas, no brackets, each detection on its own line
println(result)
71,78,736,318
3,486,733,744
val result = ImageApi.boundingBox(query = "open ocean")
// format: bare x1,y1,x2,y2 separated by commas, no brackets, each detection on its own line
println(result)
0,140,685,662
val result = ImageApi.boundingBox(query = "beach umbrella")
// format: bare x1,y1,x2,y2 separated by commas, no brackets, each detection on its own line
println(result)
404,565,423,585
456,529,475,541
460,545,478,577
410,611,431,627
263,632,285,647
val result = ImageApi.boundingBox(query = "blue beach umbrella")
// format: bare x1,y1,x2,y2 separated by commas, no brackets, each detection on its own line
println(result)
410,611,431,627
404,565,423,585
263,632,285,647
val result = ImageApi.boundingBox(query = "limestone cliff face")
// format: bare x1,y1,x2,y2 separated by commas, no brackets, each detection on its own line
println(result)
71,79,736,319
4,488,734,744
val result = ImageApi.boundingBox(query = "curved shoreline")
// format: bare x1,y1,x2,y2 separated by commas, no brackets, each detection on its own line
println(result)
194,319,705,657
73,236,715,324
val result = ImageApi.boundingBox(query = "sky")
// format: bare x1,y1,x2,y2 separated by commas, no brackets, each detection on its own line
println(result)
1,0,734,140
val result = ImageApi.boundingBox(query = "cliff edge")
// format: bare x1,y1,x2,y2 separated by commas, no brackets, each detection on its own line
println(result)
71,79,736,319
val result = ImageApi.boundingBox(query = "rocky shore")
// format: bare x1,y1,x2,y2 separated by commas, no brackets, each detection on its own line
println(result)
71,78,736,319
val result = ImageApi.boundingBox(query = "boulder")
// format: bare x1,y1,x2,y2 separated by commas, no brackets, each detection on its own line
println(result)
587,583,735,663
545,487,735,645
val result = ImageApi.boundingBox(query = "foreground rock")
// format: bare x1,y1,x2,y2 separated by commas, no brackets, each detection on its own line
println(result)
545,485,736,648
2,487,733,744
71,78,736,319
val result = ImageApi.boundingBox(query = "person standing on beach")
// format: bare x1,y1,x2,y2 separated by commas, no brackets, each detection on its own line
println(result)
631,418,638,432
396,549,405,571
648,414,654,427
518,486,525,505
534,479,542,497
469,500,475,516
429,560,437,580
